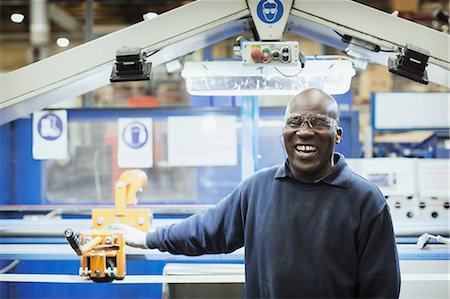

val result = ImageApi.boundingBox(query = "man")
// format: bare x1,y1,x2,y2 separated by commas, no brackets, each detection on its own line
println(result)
116,88,401,298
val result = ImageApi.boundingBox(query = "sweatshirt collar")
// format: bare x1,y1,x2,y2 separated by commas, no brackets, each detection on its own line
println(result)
274,152,351,188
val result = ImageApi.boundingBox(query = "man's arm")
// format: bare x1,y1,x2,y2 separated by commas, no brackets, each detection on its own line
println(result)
356,205,401,298
147,190,245,255
112,184,246,255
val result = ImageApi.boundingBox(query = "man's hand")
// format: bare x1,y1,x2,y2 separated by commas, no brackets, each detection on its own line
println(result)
110,223,149,249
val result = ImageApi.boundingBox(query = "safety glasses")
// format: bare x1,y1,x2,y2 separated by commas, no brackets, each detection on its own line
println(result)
263,8,277,14
284,113,338,131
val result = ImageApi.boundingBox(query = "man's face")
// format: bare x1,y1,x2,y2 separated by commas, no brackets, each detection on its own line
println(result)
282,101,340,182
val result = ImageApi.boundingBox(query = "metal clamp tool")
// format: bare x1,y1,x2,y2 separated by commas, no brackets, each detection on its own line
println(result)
65,169,152,282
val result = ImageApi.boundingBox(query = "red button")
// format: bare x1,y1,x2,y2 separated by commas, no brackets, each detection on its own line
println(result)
262,52,270,62
251,48,262,61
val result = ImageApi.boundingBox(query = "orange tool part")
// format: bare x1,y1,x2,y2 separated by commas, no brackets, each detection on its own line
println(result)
65,169,152,282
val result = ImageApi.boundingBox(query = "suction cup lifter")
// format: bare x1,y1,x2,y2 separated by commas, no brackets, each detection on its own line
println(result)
64,169,152,282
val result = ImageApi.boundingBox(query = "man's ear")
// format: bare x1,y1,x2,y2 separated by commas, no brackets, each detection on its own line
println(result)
335,127,343,144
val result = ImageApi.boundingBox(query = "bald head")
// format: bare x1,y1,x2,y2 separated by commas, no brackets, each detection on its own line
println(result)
285,88,339,122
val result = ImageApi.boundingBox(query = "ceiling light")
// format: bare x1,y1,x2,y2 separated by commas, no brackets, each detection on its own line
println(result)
56,38,70,48
10,13,25,23
182,56,356,96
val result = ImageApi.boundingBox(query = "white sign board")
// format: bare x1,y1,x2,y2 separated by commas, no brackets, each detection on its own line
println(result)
374,92,450,129
118,118,153,168
417,159,450,198
33,110,68,160
167,116,237,166
346,158,416,197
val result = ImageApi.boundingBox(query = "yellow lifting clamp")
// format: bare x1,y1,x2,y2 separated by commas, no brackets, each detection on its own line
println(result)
65,169,152,282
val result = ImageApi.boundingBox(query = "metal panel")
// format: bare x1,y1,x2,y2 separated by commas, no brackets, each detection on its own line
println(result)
0,124,12,203
13,119,43,204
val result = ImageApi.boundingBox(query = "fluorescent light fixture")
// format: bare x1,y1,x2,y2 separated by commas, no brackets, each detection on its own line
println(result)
182,56,356,96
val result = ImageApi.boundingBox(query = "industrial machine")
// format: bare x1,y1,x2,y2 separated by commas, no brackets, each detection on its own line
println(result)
64,169,152,282
0,0,449,298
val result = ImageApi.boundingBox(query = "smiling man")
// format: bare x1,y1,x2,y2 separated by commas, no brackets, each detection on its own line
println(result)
283,88,342,182
115,88,401,298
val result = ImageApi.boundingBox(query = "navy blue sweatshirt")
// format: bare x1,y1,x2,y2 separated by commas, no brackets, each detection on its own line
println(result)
147,153,401,298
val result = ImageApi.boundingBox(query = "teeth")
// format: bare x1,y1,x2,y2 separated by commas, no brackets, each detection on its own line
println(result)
295,144,317,152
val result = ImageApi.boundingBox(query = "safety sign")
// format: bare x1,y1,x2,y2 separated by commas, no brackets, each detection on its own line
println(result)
118,118,153,168
32,110,68,160
256,0,283,24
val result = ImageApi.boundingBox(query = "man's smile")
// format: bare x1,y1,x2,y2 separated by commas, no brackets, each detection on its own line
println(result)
294,143,318,159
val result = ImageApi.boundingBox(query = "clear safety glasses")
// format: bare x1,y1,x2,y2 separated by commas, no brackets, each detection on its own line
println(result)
285,113,338,132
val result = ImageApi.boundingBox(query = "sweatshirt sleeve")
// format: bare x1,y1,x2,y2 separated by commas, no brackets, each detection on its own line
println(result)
145,185,246,256
356,205,401,298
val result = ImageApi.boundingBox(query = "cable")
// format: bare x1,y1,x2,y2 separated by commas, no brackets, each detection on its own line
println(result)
44,208,63,219
307,55,354,61
144,49,160,58
335,31,396,53
333,30,344,38
273,66,304,77
278,135,288,161
0,260,20,274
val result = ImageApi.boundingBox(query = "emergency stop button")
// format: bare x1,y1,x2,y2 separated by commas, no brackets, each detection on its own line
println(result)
251,48,262,62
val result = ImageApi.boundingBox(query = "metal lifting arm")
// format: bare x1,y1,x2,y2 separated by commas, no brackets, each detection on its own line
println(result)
288,0,449,87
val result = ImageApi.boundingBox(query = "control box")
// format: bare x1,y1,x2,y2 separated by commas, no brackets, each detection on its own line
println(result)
241,41,299,66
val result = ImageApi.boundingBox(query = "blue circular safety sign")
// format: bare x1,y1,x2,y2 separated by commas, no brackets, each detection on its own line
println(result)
37,113,63,141
256,0,284,24
122,121,148,149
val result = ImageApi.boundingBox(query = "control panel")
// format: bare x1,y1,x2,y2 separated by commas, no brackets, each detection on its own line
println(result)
241,41,299,66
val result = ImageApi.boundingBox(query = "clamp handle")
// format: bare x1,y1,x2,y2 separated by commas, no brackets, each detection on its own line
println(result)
64,228,82,256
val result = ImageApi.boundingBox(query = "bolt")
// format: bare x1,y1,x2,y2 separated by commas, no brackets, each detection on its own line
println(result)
137,217,144,225
97,217,103,225
94,270,101,277
105,236,112,244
